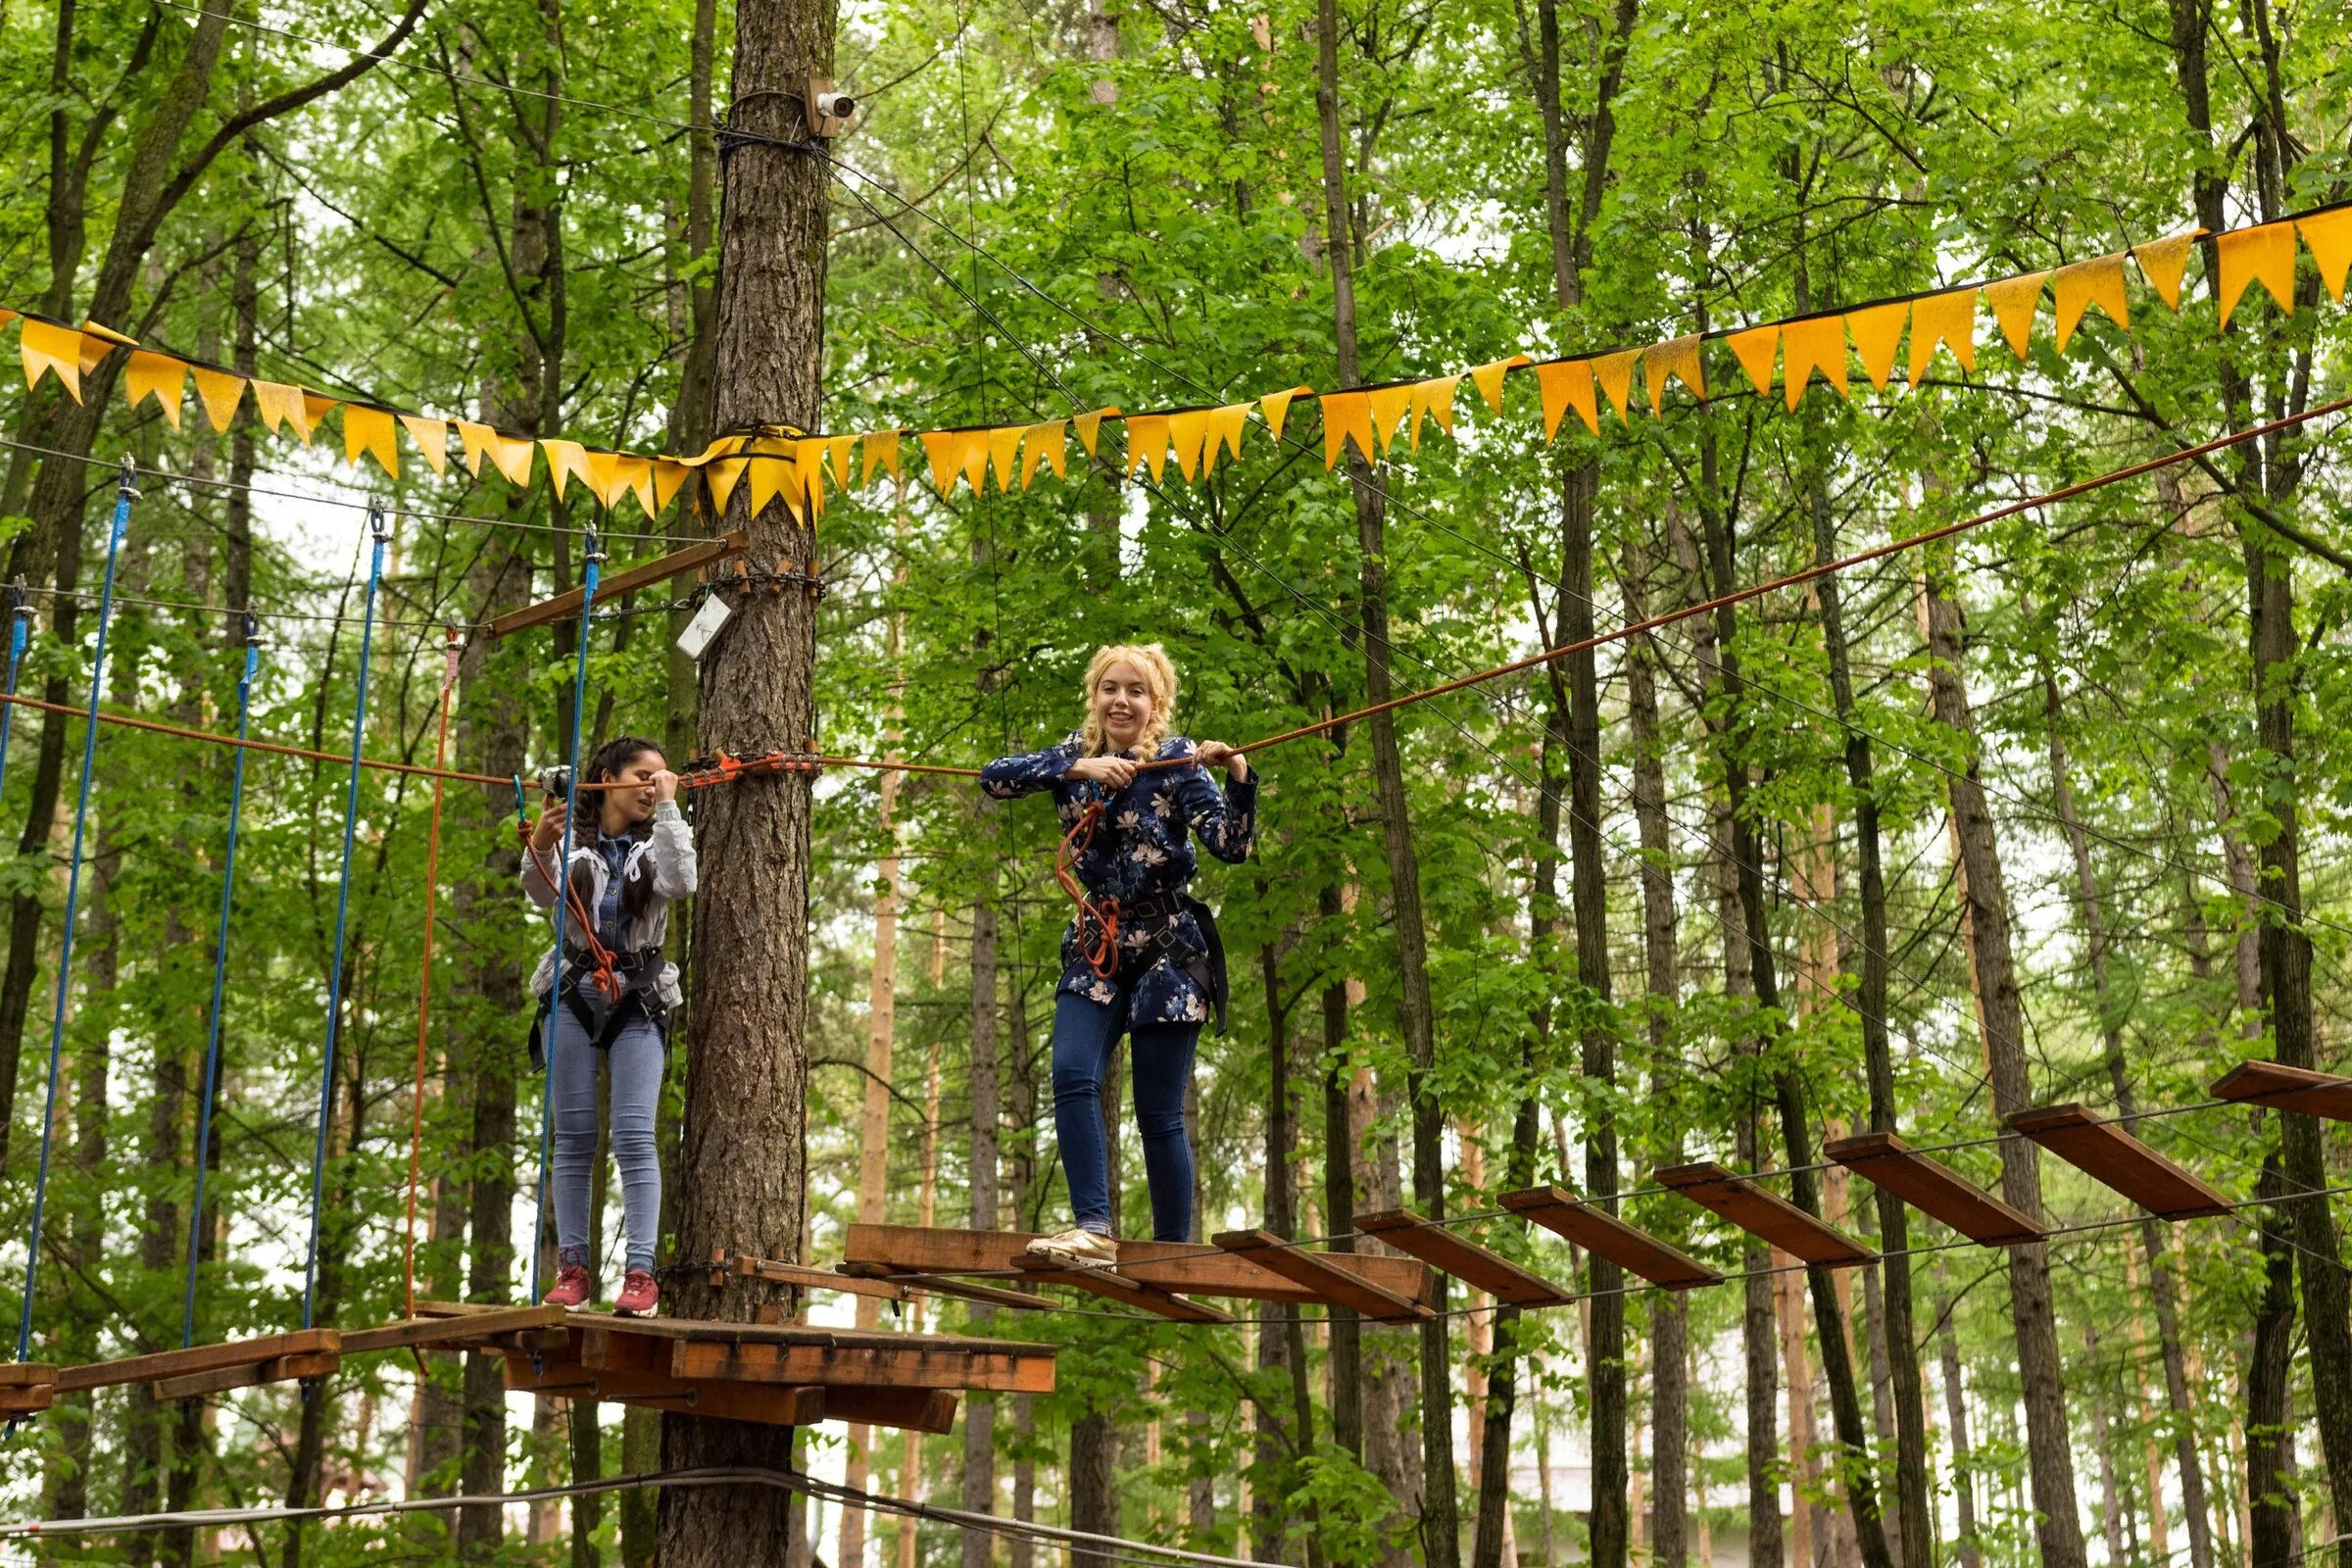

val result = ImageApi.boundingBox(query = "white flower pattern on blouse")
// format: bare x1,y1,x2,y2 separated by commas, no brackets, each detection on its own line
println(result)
980,733,1257,1026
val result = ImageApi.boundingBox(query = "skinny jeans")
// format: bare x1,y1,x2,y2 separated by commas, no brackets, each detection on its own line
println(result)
1051,991,1200,1242
549,1002,664,1273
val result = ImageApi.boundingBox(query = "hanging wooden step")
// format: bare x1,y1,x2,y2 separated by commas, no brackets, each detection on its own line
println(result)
835,1262,1058,1313
1211,1230,1435,1322
1009,1254,1235,1323
488,530,749,638
345,1302,569,1354
1496,1185,1723,1291
1824,1131,2045,1247
556,1311,1057,1394
2212,1061,2352,1121
0,1362,56,1417
2005,1103,2230,1220
55,1327,342,1396
1351,1209,1575,1307
844,1223,1434,1308
152,1348,340,1402
1654,1161,1876,1267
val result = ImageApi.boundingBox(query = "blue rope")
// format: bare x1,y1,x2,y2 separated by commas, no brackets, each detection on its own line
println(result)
528,531,603,1303
301,506,389,1331
180,615,263,1348
14,462,137,1364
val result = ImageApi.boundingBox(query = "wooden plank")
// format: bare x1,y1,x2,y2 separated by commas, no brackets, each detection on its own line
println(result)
55,1328,341,1394
669,1336,1056,1394
0,1385,55,1417
1496,1186,1723,1290
2213,1060,2352,1122
488,531,748,639
847,1223,1435,1306
2006,1103,2231,1220
837,1263,1058,1313
152,1350,339,1402
558,1308,1047,1359
339,1304,568,1355
1212,1230,1435,1322
822,1386,958,1436
504,1355,828,1427
0,1362,54,1389
735,1254,911,1303
1654,1162,1876,1267
1351,1209,1573,1307
1825,1132,2045,1247
1009,1255,1235,1324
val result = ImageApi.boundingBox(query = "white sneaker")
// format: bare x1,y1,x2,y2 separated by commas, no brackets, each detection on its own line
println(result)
1025,1227,1120,1269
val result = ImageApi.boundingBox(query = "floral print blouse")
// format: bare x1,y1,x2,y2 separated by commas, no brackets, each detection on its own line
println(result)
982,734,1257,1026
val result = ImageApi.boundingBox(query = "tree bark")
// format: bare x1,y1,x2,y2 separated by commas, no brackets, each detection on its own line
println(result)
1320,879,1363,1462
2246,1153,2301,1568
962,874,1002,1566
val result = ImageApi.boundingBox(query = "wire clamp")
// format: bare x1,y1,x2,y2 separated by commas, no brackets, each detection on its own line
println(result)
367,501,390,545
114,457,138,502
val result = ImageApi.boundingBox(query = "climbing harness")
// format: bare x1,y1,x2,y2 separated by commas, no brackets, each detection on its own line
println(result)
302,503,389,1331
181,614,263,1348
529,529,603,1303
402,628,462,1321
15,460,136,1365
1055,796,1121,978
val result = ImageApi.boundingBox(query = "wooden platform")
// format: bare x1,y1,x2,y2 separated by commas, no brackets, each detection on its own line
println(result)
1497,1185,1723,1291
1213,1229,1436,1322
2005,1103,2230,1219
1353,1208,1576,1307
0,1360,56,1417
2212,1061,2352,1121
844,1223,1435,1311
1654,1162,1876,1267
1825,1131,2045,1247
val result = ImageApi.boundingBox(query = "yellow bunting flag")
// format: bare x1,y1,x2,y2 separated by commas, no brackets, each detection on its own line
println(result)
1535,360,1598,440
78,320,133,376
1592,349,1640,421
1167,409,1211,481
747,437,802,520
1075,408,1118,459
542,439,596,501
251,381,310,441
303,392,339,438
957,430,990,496
612,455,657,518
2132,229,2199,312
1127,415,1172,481
1258,388,1309,444
1844,303,1907,393
1909,288,1977,382
399,415,450,476
707,456,750,514
1021,420,1068,488
1725,325,1780,399
1642,336,1704,414
1205,404,1250,469
862,430,902,487
1409,377,1458,449
2050,253,2130,353
1781,315,1848,409
1366,384,1415,457
192,367,245,432
2216,221,2297,328
343,405,400,476
918,430,965,496
797,438,827,520
584,449,624,510
824,433,858,492
1319,392,1376,467
124,351,187,429
988,426,1025,492
21,319,84,402
485,430,536,487
2300,209,2352,302
1468,356,1528,416
1984,271,2048,360
653,460,693,514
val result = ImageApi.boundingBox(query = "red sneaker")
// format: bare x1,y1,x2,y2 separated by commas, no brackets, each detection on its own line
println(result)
542,1261,592,1309
614,1269,659,1317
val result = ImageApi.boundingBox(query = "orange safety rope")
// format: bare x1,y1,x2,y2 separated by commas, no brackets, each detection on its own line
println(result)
1054,799,1122,978
402,631,462,1322
518,825,630,1005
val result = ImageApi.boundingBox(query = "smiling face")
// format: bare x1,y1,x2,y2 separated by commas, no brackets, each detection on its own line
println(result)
1091,661,1157,753
597,747,667,834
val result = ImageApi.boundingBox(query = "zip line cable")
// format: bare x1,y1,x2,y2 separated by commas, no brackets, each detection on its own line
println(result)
302,504,389,1331
14,462,136,1366
181,617,264,1348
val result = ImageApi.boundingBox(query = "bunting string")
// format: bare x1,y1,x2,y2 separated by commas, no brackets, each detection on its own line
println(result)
12,204,2349,524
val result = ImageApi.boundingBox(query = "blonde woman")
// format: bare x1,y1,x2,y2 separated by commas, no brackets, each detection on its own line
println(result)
981,644,1256,1266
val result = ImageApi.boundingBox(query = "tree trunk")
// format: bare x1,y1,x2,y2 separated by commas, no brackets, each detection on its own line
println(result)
1320,878,1363,1462
2246,1153,2301,1568
962,875,1002,1566
657,0,833,1547
1935,1270,1982,1568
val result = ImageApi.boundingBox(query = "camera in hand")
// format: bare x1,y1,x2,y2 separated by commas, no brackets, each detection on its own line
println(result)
541,764,574,801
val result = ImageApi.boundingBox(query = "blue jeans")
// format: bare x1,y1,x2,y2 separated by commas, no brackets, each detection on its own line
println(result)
1052,991,1199,1242
549,1002,664,1272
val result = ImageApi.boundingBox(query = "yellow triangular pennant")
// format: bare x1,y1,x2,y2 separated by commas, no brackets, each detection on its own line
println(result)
123,351,187,429
988,426,1025,492
1205,404,1250,469
584,449,624,509
1021,420,1067,489
1258,388,1309,444
1592,349,1640,421
458,421,497,477
1781,316,1848,410
2298,209,2352,303
824,433,858,492
1167,409,1211,481
746,437,801,520
1725,325,1780,399
1409,377,1458,449
1319,392,1376,467
707,456,750,514
486,431,537,487
795,437,826,520
76,321,132,376
612,455,657,519
399,414,450,475
2132,229,2200,312
21,320,84,402
192,367,245,433
2216,221,2297,328
2050,253,2130,353
343,405,400,476
918,430,965,496
1467,356,1528,416
862,430,902,487
1984,271,2048,360
1844,303,1907,392
1908,288,1977,382
1365,384,1415,456
1642,336,1704,414
250,380,309,440
1127,414,1172,481
542,439,595,501
653,460,693,514
1075,408,1118,459
302,392,339,440
1535,361,1598,441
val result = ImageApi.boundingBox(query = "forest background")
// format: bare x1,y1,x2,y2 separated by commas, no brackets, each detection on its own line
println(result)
0,0,2345,1563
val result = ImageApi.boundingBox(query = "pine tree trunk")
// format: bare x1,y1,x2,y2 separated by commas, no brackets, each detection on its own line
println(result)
1935,1269,1982,1568
1320,880,1364,1461
962,878,1002,1565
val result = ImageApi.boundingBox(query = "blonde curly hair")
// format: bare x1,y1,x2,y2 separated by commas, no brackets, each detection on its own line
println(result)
1079,643,1178,760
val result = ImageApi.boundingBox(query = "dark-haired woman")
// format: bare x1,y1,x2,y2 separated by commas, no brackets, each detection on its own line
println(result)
523,736,697,1314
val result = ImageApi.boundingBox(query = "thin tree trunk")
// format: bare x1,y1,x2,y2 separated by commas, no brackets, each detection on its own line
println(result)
2246,1153,2301,1568
1320,879,1363,1462
1936,1272,1982,1568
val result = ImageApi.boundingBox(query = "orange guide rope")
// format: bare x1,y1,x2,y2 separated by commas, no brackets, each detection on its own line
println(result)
403,632,462,1321
1055,800,1122,977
